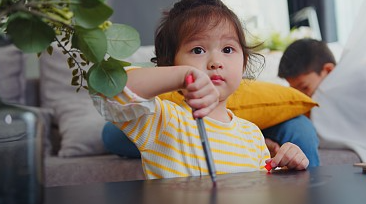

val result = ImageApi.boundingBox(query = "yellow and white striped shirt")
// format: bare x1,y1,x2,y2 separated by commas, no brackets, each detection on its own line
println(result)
92,86,270,179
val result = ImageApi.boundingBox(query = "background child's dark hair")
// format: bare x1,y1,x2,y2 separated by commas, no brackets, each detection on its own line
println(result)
278,38,336,79
151,0,262,78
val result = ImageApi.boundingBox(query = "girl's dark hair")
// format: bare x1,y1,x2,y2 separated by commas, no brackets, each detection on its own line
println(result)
151,0,262,77
278,38,336,78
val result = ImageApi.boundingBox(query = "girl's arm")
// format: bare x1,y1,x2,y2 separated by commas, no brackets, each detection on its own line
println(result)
126,66,219,118
126,66,192,99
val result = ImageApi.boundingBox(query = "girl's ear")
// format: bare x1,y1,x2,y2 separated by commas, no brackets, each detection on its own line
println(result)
323,63,335,74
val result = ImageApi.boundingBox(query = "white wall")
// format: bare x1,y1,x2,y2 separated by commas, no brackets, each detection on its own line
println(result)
109,0,176,45
222,0,290,36
335,0,364,45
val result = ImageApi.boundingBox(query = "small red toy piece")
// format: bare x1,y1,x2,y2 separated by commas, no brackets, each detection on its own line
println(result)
264,162,272,172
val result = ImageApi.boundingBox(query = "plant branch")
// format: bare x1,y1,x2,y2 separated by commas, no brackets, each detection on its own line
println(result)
54,37,86,89
0,1,20,18
17,6,74,30
26,1,81,7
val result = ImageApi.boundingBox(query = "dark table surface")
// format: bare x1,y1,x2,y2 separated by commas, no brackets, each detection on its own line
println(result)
45,164,366,204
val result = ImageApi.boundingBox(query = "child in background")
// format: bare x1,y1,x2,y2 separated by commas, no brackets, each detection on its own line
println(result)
278,38,336,97
91,0,309,179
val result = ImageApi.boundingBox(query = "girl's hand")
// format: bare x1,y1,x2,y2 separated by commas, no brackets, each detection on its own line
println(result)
184,70,219,118
266,142,309,170
265,138,280,158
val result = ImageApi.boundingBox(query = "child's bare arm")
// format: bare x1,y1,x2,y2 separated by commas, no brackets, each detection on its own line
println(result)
126,66,219,118
126,66,190,98
268,142,309,170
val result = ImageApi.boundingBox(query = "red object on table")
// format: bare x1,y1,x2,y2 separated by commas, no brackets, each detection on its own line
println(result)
264,162,272,172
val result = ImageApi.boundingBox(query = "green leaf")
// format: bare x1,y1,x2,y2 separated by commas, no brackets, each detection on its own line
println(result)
6,12,55,53
74,26,107,63
46,45,53,55
67,57,75,68
71,2,113,29
72,69,79,76
80,0,105,8
105,24,141,60
71,32,80,50
71,75,80,86
80,53,87,61
116,60,131,67
87,58,127,98
103,58,131,67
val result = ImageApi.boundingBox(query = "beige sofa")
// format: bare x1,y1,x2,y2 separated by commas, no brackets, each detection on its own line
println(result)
0,44,360,187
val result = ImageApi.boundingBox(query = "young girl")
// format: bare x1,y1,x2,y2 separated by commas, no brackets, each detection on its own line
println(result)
92,0,309,179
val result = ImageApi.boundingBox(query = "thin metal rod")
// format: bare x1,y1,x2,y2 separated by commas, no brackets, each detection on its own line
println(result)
196,117,217,185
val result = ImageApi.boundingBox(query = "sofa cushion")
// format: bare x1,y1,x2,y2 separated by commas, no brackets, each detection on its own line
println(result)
159,80,318,129
228,80,318,129
39,45,107,157
0,45,26,105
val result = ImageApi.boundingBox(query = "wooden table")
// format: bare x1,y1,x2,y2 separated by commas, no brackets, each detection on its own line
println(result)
45,165,366,204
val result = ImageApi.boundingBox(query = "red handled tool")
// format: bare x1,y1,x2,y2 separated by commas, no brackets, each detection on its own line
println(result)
186,74,217,186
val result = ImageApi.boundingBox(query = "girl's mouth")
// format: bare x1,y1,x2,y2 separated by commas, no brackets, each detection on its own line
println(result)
211,75,224,84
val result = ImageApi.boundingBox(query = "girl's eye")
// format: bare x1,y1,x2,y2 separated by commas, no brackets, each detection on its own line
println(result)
223,47,233,53
191,47,205,54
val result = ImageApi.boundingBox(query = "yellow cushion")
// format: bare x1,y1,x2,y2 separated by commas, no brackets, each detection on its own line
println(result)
158,80,318,129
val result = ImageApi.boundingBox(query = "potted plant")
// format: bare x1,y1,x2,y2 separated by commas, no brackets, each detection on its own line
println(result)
0,0,140,98
0,2,140,202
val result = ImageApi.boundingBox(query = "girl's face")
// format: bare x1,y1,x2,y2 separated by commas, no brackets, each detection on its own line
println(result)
174,21,244,102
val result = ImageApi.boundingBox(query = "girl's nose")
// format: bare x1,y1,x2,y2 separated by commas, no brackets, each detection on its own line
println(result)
209,62,223,70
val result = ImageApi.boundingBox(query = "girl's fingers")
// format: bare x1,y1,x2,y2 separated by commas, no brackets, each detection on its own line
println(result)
272,142,309,170
286,152,302,169
265,138,280,157
271,142,291,167
192,99,219,118
298,158,310,170
288,156,309,170
186,80,217,98
184,76,219,117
